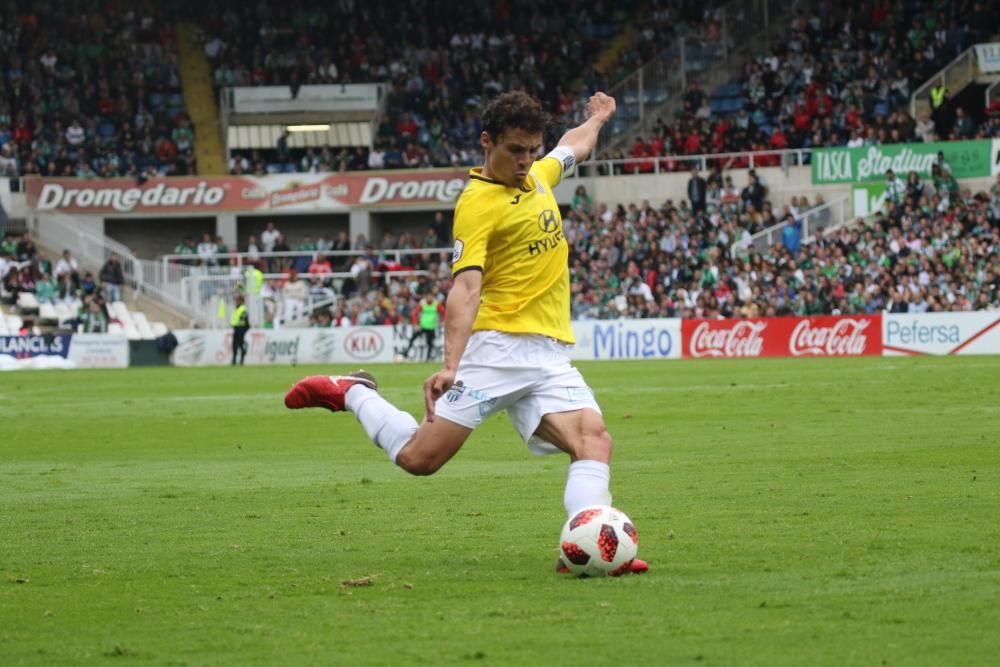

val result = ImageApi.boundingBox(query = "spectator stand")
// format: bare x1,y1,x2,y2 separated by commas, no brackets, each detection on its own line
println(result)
32,212,209,328
597,1,1000,179
218,84,387,175
0,2,195,179
162,247,451,328
201,0,648,173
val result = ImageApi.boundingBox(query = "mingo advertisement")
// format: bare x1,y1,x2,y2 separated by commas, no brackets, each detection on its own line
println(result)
811,140,991,184
568,319,682,360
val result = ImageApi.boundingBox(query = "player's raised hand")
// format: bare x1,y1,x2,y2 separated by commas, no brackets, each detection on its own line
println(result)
587,92,616,122
423,367,457,421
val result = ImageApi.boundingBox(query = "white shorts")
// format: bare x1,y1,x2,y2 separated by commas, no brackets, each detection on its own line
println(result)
434,331,602,455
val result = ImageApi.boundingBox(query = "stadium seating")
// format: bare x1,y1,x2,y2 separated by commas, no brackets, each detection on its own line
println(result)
668,0,1000,163
0,1,193,178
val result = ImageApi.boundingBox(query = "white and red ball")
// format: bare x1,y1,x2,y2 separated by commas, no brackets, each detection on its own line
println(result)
559,505,639,577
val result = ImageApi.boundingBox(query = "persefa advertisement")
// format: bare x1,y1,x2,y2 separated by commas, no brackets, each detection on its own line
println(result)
171,326,395,366
0,334,129,370
25,170,470,215
682,315,883,358
883,312,1000,356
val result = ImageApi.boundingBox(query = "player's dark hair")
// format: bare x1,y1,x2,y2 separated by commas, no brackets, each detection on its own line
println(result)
481,91,549,140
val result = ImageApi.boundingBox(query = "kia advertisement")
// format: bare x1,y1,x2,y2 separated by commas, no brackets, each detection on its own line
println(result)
682,315,883,359
171,327,394,366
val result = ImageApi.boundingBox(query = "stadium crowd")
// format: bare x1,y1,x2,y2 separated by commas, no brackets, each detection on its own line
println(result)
4,0,997,180
0,230,129,333
601,0,1000,170
0,1,195,179
233,170,999,330
5,168,998,336
203,0,647,173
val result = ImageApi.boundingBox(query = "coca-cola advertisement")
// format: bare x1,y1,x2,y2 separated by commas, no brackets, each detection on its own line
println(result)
682,315,883,359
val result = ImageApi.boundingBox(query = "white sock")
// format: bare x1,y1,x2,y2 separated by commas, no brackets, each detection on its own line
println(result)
345,385,418,464
563,460,612,516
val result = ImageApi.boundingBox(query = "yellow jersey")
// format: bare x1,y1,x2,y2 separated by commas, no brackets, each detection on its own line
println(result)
451,148,576,343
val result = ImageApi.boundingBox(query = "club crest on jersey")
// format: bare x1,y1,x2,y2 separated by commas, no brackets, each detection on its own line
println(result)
537,209,559,233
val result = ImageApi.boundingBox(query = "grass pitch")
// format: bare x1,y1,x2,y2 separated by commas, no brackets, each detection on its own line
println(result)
1,356,999,666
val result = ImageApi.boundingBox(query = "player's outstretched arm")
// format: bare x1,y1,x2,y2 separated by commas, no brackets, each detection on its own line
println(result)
556,92,616,163
423,269,482,420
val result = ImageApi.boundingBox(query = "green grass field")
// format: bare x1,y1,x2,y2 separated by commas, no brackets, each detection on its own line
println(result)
2,356,999,666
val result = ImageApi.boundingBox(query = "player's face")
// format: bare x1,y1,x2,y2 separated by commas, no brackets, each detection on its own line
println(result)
482,128,543,188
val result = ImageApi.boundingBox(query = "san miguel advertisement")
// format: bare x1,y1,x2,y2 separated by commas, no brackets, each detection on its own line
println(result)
682,315,883,359
171,326,395,366
25,170,471,215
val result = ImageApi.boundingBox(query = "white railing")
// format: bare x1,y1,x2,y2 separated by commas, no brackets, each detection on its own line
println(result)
575,148,815,177
160,246,452,278
910,46,979,119
184,267,432,329
731,196,850,258
987,79,1000,111
32,212,210,326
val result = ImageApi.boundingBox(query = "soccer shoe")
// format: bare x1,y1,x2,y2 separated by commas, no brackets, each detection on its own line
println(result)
284,371,378,412
556,557,649,575
629,558,649,574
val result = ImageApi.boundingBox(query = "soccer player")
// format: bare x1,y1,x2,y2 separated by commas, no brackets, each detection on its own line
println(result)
285,91,647,574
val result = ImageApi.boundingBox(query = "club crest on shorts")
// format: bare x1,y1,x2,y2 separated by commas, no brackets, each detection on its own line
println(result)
445,381,465,402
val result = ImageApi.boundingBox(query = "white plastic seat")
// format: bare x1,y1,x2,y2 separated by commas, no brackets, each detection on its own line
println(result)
151,321,168,337
110,301,132,326
123,322,141,340
6,314,23,331
54,302,73,325
38,303,58,324
17,292,39,312
0,316,8,335
108,322,125,335
133,312,155,339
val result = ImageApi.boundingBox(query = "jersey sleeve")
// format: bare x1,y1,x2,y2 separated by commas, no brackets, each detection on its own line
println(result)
533,146,576,188
451,189,493,275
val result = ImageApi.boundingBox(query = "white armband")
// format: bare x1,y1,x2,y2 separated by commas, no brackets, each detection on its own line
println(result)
545,146,576,177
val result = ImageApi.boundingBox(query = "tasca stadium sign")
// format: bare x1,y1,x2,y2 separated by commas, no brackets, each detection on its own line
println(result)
26,170,470,214
811,139,992,184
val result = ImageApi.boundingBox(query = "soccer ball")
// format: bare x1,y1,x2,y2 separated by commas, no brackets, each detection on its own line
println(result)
559,505,639,577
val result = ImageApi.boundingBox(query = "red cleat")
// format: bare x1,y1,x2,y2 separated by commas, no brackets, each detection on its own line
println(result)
629,558,649,574
284,371,377,412
555,557,649,575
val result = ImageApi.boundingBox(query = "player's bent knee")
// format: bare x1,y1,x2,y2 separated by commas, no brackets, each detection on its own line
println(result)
395,444,445,476
583,428,613,462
